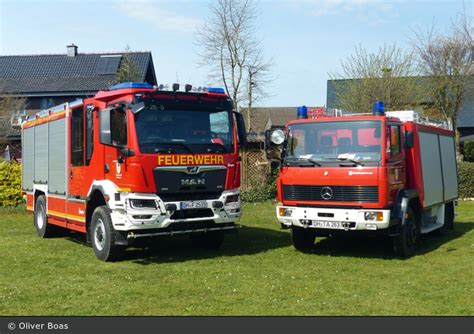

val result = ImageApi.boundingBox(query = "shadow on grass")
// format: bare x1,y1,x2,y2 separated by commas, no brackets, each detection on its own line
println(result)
127,225,292,265
64,225,291,264
63,221,472,262
309,222,474,260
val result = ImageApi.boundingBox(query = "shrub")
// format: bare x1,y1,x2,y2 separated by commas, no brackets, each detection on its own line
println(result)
241,170,278,203
463,141,474,162
457,161,474,199
0,161,22,207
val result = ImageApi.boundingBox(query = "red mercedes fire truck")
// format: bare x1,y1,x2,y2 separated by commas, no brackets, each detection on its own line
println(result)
22,82,247,261
266,105,458,257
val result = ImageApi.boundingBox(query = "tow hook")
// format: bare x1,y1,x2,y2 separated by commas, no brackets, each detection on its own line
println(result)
342,222,350,231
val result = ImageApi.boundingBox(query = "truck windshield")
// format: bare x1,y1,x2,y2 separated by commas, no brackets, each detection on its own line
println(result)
134,104,234,154
285,120,382,163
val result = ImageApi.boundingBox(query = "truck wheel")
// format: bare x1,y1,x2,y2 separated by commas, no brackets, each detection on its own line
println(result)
291,226,316,253
34,195,56,238
190,231,224,250
444,202,455,230
91,206,125,262
393,207,419,258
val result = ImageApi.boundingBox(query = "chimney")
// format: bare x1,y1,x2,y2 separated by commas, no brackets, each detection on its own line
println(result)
67,43,78,57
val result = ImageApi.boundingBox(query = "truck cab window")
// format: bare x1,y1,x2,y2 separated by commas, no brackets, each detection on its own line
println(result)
388,125,401,156
111,108,127,147
71,107,84,166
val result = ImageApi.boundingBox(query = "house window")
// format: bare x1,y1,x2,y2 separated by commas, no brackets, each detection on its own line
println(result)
40,98,55,110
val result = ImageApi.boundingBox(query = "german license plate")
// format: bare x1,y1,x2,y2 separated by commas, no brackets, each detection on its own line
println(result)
310,220,344,229
180,200,208,209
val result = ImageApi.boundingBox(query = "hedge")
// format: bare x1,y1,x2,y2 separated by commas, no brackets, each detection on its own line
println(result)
458,161,474,199
463,141,474,162
0,161,23,207
241,170,278,203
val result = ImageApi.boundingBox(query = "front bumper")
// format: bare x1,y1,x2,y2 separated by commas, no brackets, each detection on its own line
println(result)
276,205,391,231
110,189,241,232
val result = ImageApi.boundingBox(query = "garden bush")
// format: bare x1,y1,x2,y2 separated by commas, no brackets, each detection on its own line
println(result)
457,161,474,199
463,141,474,162
241,170,278,203
0,161,22,207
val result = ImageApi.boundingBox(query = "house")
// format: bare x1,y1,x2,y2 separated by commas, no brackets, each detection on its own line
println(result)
326,77,474,140
0,44,157,158
242,107,312,144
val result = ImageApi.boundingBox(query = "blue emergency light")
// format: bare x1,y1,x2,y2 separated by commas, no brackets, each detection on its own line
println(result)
208,87,226,94
110,82,154,90
372,101,385,115
297,105,308,119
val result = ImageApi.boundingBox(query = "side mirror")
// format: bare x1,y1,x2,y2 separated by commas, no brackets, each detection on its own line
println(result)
265,128,285,160
99,108,112,145
120,147,135,157
405,130,414,149
130,101,145,114
234,112,248,149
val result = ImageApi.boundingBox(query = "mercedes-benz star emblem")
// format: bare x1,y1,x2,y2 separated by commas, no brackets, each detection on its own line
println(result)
321,187,333,200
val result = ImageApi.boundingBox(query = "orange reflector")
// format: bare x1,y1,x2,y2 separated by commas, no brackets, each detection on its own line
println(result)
279,208,285,216
376,212,383,221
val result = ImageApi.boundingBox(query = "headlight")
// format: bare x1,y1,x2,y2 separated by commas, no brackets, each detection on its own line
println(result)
225,194,240,204
279,207,293,217
364,211,383,221
129,199,157,210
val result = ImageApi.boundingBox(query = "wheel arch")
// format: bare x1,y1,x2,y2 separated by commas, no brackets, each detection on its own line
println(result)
394,189,421,226
86,187,108,242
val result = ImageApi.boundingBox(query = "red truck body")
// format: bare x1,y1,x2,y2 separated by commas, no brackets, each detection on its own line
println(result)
271,110,458,256
22,83,246,261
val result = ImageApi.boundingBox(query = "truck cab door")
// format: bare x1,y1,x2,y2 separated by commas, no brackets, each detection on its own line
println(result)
68,105,88,224
99,106,128,185
386,124,406,204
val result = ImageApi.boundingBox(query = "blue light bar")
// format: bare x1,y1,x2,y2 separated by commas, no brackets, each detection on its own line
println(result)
297,105,308,119
372,101,385,115
208,87,226,94
110,82,154,90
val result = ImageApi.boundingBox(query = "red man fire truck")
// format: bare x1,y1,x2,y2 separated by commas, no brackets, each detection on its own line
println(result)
266,105,458,257
22,82,247,261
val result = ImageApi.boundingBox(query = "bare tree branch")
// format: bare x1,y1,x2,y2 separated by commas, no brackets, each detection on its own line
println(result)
329,43,423,113
195,0,272,130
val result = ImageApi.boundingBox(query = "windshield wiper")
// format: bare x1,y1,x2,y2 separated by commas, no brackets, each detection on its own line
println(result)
336,157,364,166
204,143,228,153
154,142,194,154
284,157,322,167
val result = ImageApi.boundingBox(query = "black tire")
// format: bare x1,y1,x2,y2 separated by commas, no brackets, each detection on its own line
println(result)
393,207,420,258
34,195,57,238
190,231,224,250
91,206,125,262
291,226,316,253
444,202,455,230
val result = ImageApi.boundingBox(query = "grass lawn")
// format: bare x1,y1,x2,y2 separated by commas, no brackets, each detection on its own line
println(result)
0,202,473,316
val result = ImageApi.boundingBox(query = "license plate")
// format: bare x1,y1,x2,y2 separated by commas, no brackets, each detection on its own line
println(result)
310,220,344,229
180,200,208,209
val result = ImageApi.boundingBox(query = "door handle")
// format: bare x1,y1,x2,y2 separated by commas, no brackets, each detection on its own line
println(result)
70,171,73,179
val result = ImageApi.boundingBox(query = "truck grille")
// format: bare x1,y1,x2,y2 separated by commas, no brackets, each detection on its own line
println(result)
283,185,378,203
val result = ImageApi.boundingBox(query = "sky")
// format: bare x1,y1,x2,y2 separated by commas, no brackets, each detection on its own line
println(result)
0,0,471,108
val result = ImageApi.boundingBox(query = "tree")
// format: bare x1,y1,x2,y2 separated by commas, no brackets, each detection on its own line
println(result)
0,82,26,149
115,45,142,83
412,12,473,135
195,0,272,130
329,44,423,113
